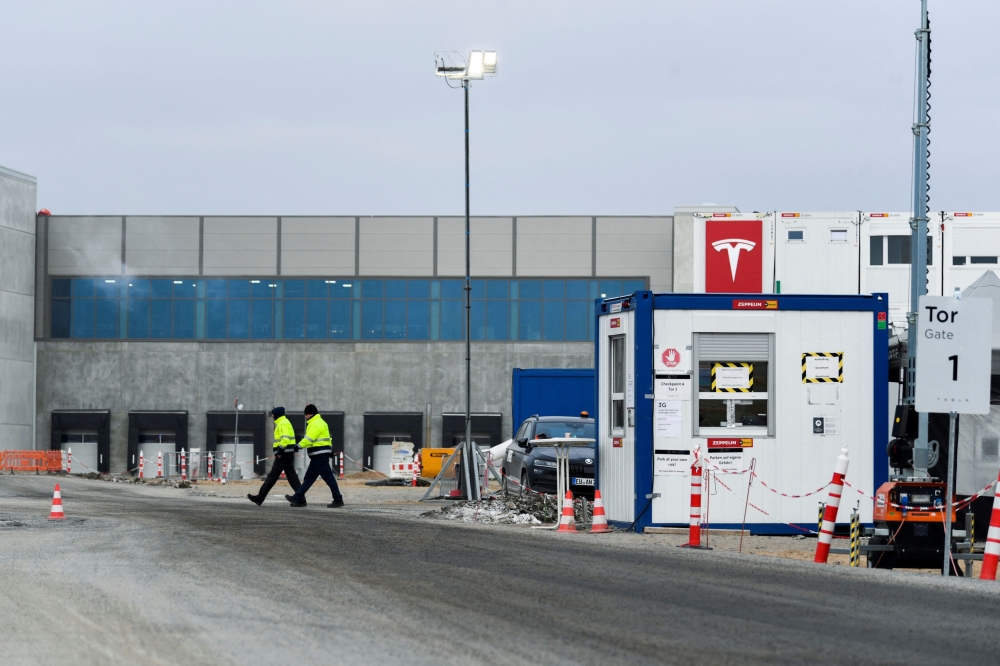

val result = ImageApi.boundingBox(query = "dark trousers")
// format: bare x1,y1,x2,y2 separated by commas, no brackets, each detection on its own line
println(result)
291,454,343,502
256,451,301,500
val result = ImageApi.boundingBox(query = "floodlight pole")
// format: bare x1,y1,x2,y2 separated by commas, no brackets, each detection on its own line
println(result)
462,79,479,501
906,0,932,476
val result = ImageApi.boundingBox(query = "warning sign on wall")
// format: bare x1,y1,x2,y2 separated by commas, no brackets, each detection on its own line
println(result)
802,353,843,383
712,363,753,392
708,450,744,474
654,450,690,476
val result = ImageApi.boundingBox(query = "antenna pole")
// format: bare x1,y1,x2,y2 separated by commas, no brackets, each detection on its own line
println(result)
906,0,932,475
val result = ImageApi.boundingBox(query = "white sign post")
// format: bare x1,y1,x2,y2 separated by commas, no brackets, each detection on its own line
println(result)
915,294,993,576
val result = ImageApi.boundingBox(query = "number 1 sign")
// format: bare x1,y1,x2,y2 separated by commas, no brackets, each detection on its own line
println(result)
914,295,992,415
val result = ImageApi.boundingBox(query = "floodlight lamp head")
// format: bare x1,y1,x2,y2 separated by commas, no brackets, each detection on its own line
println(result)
434,50,497,80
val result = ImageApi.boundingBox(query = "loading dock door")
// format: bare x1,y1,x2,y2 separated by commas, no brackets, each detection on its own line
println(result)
60,432,99,474
138,432,176,475
441,413,503,447
206,412,266,476
363,413,423,471
128,412,188,477
51,410,111,473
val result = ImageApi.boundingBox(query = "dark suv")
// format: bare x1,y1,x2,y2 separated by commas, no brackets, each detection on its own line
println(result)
501,415,596,499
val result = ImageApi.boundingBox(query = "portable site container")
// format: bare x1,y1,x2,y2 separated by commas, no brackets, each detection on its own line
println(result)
860,212,942,332
595,292,889,534
773,212,861,295
942,212,1000,295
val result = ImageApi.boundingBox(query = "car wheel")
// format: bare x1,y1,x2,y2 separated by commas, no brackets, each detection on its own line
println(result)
520,471,531,496
502,474,509,495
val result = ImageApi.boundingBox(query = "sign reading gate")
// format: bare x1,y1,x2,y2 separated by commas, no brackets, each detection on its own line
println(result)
914,296,992,414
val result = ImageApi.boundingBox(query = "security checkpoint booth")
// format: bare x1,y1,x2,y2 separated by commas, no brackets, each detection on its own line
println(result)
595,292,890,534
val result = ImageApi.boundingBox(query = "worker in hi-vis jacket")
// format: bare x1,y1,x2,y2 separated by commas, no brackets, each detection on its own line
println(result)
285,404,345,508
247,407,302,505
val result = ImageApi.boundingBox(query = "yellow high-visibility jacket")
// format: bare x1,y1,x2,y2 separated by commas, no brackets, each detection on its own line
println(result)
273,416,298,453
299,414,333,458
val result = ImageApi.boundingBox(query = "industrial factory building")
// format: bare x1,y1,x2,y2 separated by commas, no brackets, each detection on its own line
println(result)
4,163,1000,477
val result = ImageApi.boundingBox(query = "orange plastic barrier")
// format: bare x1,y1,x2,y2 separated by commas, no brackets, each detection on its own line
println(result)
1,450,64,472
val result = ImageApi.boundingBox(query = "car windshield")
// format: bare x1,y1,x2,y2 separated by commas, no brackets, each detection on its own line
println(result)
533,421,595,439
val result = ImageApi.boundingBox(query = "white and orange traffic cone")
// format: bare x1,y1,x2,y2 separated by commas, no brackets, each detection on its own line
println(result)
48,484,65,520
590,489,611,533
557,490,577,533
979,467,1000,580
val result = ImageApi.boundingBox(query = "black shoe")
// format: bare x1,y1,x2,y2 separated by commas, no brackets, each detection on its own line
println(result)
327,500,345,508
247,493,263,506
285,494,307,507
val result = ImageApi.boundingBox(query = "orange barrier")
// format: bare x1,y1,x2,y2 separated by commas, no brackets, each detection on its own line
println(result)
1,450,64,473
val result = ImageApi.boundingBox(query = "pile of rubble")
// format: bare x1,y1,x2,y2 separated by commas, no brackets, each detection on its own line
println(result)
424,492,593,525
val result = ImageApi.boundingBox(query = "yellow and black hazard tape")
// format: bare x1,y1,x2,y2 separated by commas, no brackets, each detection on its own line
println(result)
801,352,843,383
711,362,753,392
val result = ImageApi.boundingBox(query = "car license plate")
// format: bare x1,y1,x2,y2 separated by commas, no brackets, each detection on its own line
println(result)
572,477,594,486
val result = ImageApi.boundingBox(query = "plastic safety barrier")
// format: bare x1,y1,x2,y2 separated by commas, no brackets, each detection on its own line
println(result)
1,450,64,473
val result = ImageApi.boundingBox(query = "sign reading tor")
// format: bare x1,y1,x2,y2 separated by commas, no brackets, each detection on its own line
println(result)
914,295,992,415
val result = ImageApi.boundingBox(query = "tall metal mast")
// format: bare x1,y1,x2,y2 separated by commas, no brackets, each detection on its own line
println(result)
906,0,932,475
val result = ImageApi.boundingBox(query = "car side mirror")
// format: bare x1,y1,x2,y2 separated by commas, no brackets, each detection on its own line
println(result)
516,437,528,447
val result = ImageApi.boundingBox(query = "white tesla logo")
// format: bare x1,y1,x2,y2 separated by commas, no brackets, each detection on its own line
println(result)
711,239,756,281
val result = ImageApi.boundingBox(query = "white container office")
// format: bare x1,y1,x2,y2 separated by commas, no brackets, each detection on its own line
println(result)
942,212,1000,295
773,212,861,295
595,292,890,534
859,212,942,332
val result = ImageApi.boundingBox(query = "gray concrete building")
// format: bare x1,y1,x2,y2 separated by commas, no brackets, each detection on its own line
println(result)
28,209,673,475
0,166,37,452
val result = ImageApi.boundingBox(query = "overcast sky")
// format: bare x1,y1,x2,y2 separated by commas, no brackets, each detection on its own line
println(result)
1,1,997,215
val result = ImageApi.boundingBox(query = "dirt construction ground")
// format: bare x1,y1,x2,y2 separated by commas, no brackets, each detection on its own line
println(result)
2,473,999,665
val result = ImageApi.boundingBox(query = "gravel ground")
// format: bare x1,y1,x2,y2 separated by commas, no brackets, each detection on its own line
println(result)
2,474,999,665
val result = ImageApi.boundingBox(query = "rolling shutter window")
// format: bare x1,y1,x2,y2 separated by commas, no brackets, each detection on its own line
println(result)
696,333,770,361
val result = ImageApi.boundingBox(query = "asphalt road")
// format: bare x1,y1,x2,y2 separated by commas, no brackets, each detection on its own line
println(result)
2,475,999,666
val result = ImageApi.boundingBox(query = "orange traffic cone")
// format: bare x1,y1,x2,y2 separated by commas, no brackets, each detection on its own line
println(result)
48,484,65,520
590,489,611,533
556,490,576,532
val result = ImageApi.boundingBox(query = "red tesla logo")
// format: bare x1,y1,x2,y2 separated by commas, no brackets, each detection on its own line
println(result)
705,221,763,292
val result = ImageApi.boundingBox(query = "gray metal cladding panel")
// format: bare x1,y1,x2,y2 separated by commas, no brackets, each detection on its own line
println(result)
516,217,591,276
0,292,35,362
0,226,36,295
596,217,672,291
437,217,513,276
359,217,433,276
203,217,277,275
0,172,37,235
48,217,122,275
125,216,200,275
281,217,355,275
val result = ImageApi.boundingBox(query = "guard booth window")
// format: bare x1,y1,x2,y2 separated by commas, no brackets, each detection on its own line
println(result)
695,333,773,436
610,335,625,433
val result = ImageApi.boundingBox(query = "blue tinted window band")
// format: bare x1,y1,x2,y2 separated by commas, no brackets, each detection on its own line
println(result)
50,276,647,341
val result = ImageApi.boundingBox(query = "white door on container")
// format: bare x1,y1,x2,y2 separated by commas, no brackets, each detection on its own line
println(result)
61,432,98,474
599,308,635,523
